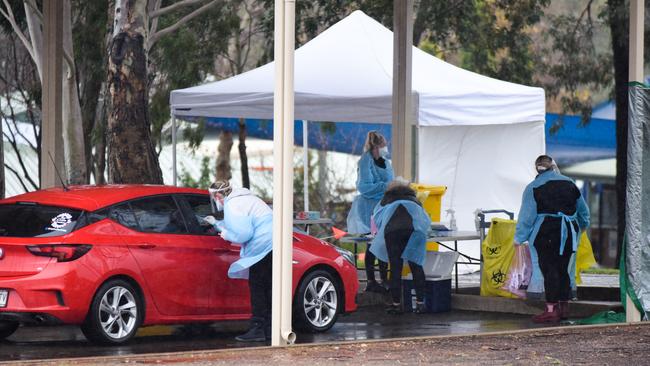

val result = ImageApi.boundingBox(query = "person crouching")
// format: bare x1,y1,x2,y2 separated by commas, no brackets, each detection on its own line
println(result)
369,179,431,314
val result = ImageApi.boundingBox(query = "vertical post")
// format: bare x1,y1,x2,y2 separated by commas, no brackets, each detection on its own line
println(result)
303,120,309,212
271,0,296,346
626,0,644,323
391,0,414,181
41,0,64,189
171,114,177,186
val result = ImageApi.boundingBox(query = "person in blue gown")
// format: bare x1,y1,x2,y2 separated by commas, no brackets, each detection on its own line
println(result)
347,131,394,292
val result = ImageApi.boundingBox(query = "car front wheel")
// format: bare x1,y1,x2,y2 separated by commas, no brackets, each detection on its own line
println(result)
81,279,142,345
294,270,340,332
0,321,19,340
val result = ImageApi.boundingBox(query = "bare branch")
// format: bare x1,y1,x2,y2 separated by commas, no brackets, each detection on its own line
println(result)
0,0,36,63
5,164,32,193
149,0,209,19
149,0,162,39
148,0,218,48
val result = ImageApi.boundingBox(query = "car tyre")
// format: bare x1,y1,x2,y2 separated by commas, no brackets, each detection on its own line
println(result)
81,279,142,345
293,269,340,332
0,321,19,340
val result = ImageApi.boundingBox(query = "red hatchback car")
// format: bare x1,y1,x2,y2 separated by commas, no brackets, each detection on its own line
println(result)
0,185,358,344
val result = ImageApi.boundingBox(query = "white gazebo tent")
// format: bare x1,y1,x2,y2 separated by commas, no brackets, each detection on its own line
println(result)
170,10,545,266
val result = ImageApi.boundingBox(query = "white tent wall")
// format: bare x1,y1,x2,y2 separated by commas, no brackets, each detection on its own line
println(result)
418,121,545,268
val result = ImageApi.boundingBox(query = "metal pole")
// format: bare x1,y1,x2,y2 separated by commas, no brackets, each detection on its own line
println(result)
172,114,177,186
391,0,414,181
271,0,296,346
626,0,644,323
303,120,309,212
41,0,64,189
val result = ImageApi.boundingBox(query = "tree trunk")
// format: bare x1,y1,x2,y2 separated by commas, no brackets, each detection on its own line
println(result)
607,0,629,267
317,149,328,213
24,2,43,82
238,118,250,188
61,0,87,184
106,0,162,184
93,83,108,185
216,130,233,181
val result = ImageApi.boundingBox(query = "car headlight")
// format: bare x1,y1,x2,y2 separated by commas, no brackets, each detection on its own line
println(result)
335,246,355,266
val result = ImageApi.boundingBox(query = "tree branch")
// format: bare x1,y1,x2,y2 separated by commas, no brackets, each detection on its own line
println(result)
5,164,31,193
0,0,36,63
148,0,218,48
149,0,209,19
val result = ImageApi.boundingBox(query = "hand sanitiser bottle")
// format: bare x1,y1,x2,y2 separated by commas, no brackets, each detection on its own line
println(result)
446,208,457,231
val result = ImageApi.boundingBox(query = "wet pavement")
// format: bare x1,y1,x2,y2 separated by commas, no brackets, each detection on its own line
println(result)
0,307,555,362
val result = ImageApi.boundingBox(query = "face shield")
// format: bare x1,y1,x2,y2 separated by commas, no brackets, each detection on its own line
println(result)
209,184,230,213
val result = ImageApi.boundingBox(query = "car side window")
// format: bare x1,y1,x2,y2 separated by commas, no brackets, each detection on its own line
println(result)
129,196,188,234
110,204,139,231
182,194,218,235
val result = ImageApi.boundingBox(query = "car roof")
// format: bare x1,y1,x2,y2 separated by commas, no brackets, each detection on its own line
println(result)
0,185,208,211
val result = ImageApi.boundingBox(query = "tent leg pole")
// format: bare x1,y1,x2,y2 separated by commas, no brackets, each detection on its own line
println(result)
172,114,177,186
303,120,309,213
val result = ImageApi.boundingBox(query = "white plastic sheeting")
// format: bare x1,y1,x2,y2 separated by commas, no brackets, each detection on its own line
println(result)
418,121,545,265
170,10,544,127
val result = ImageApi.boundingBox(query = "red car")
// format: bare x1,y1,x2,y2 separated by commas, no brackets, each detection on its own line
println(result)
0,185,358,344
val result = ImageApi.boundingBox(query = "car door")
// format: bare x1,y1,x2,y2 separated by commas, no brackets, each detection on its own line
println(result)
114,195,215,316
178,194,250,315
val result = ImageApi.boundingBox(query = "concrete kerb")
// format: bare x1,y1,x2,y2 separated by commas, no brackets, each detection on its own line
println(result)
4,322,646,366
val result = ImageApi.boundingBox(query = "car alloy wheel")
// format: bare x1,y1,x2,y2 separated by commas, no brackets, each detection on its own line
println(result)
294,269,340,332
99,286,138,339
82,279,142,345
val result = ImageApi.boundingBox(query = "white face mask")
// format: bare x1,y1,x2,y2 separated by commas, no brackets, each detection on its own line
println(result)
379,146,389,157
215,198,224,212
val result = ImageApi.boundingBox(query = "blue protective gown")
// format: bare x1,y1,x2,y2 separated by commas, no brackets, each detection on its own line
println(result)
214,188,274,279
369,200,431,266
346,151,394,234
514,171,590,297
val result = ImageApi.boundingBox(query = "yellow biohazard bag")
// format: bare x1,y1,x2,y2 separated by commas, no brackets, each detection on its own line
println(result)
480,218,518,298
575,232,597,284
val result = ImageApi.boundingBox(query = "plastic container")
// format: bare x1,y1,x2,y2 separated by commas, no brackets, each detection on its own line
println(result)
402,278,452,313
411,184,446,253
402,250,459,279
410,184,446,222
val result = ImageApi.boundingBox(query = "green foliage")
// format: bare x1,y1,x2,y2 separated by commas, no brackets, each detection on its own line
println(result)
180,156,213,188
149,1,240,150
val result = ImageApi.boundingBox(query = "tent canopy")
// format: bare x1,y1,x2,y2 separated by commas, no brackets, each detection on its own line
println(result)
171,10,544,126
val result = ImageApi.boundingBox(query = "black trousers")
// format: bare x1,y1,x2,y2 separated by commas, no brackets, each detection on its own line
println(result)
385,230,425,304
535,222,575,303
365,246,388,283
249,252,272,322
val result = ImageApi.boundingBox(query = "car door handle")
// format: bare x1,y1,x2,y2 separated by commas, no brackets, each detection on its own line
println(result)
136,244,156,249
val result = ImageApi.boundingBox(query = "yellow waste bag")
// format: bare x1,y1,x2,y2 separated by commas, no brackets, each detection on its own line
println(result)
480,218,518,298
575,232,597,284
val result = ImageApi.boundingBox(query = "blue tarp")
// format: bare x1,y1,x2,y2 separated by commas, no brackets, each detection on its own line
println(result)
198,114,615,167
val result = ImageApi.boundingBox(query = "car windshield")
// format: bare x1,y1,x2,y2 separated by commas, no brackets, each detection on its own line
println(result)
0,203,83,237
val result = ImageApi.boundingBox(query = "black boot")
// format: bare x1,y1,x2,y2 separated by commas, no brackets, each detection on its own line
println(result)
264,318,271,341
235,317,266,342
